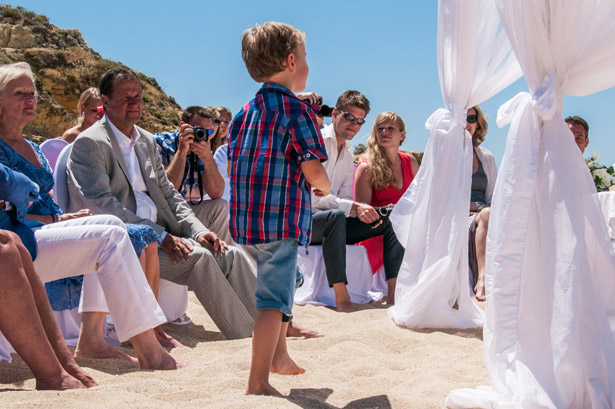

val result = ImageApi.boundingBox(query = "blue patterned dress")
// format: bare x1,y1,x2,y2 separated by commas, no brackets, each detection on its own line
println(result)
0,138,161,311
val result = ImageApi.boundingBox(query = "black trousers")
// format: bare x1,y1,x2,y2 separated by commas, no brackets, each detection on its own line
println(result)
310,209,404,286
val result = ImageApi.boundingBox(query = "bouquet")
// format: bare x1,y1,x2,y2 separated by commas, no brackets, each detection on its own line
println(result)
586,151,615,192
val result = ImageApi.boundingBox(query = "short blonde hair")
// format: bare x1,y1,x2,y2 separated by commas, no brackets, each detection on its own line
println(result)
0,62,36,95
470,105,488,147
241,22,305,82
367,112,406,190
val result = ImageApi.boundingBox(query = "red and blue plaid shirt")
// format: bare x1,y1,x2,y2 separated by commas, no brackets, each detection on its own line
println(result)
229,82,327,246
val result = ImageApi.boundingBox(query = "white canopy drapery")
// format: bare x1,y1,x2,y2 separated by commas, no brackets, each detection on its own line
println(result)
447,1,615,408
387,0,521,329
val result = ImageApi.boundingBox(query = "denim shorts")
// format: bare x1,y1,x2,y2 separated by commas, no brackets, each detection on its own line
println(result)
241,238,299,318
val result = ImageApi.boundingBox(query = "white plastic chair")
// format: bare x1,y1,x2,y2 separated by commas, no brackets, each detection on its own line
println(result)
294,245,378,307
40,138,69,173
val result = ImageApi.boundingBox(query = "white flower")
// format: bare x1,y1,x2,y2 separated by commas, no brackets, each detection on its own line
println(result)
593,168,612,189
588,161,601,170
591,151,601,161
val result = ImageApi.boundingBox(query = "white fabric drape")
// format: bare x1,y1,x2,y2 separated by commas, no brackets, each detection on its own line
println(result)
447,1,615,408
387,0,521,329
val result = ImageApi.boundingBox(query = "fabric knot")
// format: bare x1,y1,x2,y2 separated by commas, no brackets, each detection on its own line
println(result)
530,74,561,121
425,104,467,132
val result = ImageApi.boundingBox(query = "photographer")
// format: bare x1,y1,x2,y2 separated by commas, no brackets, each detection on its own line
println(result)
156,106,230,242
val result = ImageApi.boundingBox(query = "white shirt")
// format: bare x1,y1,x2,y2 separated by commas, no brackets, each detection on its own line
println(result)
311,124,355,216
213,144,230,202
106,116,158,222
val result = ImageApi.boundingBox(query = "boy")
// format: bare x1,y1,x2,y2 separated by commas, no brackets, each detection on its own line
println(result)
229,22,331,396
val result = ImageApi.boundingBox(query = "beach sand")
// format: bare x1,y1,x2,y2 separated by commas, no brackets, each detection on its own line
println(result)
0,294,488,408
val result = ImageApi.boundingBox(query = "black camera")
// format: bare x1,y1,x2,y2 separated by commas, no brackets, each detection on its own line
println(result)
192,126,210,142
317,104,334,117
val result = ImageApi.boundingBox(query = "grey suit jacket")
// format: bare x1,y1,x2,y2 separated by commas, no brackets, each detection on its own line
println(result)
66,116,208,238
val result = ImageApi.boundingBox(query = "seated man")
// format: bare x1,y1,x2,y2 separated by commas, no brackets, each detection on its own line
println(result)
310,90,404,312
156,106,232,243
566,115,589,154
67,68,256,340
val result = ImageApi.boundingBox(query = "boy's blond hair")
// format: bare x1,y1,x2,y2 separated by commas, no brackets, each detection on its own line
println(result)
241,22,306,82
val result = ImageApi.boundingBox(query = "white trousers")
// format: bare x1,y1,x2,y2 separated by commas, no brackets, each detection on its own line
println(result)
33,215,166,341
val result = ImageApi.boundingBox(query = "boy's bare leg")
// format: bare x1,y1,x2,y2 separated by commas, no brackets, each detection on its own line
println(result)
0,231,85,390
246,309,284,396
75,312,136,362
271,320,305,375
333,283,355,312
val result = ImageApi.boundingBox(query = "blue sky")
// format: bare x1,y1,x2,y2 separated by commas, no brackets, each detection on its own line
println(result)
6,0,615,167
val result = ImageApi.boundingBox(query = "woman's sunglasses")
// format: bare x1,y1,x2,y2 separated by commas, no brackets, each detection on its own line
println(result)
467,114,478,124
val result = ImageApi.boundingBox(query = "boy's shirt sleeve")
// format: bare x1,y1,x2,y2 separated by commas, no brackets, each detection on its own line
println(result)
290,111,328,163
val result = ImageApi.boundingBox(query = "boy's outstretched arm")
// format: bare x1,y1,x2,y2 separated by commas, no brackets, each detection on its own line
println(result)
300,160,331,197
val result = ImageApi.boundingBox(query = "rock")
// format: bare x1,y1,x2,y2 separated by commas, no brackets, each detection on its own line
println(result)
0,24,35,48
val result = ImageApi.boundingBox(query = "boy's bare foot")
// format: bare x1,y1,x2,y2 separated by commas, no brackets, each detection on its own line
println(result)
63,361,98,388
336,300,356,313
74,341,137,363
474,279,486,302
36,371,86,390
137,349,179,370
154,326,186,349
246,380,283,396
286,321,323,339
271,354,306,375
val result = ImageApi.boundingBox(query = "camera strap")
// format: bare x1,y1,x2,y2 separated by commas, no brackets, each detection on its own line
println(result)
184,153,204,205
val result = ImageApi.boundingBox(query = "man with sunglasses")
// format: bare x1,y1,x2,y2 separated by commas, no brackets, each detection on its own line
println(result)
155,106,231,242
310,90,404,312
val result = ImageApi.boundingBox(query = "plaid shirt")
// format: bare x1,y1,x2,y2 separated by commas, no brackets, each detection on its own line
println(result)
229,82,327,246
155,130,204,197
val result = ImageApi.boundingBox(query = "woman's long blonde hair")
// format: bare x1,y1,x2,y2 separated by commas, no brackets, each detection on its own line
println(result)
367,111,405,190
76,87,100,125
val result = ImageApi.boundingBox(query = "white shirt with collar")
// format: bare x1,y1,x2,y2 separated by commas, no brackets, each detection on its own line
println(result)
311,123,355,216
106,115,158,222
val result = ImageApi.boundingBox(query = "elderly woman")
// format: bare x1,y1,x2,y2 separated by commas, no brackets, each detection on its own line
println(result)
0,62,177,369
61,87,103,143
466,105,497,301
0,163,96,389
354,112,419,304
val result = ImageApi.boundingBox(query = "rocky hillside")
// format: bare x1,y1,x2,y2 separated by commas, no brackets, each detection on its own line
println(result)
0,5,182,143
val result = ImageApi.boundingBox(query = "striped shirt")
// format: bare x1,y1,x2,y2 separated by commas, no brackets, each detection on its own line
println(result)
229,82,327,246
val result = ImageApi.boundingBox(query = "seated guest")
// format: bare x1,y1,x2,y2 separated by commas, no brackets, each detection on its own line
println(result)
565,115,590,154
310,90,404,312
67,68,257,340
465,106,497,301
354,112,419,304
0,164,96,390
212,106,231,154
156,106,232,242
0,62,177,369
61,87,103,144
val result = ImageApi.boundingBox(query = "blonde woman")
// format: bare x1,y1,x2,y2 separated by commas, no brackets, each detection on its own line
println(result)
61,87,102,143
354,112,419,303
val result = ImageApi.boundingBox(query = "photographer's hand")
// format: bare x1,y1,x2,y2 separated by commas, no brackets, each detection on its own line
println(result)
177,122,195,155
296,92,323,106
165,122,195,190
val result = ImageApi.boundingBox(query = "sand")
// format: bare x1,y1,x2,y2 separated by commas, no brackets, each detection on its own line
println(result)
0,294,488,408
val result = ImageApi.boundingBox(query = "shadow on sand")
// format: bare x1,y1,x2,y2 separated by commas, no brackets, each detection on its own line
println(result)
285,388,392,409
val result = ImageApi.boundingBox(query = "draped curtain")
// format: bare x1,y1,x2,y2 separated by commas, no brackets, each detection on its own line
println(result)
387,0,521,329
448,1,615,408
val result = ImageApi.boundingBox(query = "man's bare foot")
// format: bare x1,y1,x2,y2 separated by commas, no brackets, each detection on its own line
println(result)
63,361,98,388
271,354,305,375
137,349,179,370
246,381,283,396
286,321,323,339
336,300,356,313
74,342,137,363
474,279,486,302
36,371,86,390
154,326,186,349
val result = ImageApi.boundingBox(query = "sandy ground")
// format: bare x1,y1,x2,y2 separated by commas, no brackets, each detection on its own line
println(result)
0,294,488,408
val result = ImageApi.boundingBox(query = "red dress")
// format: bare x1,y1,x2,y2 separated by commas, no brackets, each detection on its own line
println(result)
356,152,415,273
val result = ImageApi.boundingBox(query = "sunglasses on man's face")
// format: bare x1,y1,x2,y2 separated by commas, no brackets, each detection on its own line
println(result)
338,110,366,126
467,115,478,124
